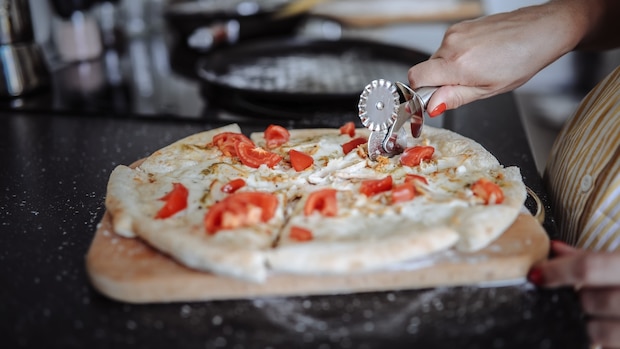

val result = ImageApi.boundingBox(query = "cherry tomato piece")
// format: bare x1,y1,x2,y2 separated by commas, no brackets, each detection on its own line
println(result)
204,192,279,234
304,189,338,217
221,178,246,193
235,141,283,168
400,146,434,167
391,182,416,203
289,149,314,172
471,178,505,205
289,226,314,242
155,182,189,219
264,124,290,149
342,137,367,155
339,121,356,137
211,132,254,157
359,176,393,196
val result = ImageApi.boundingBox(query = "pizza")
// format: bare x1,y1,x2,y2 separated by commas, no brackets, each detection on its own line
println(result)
105,122,527,282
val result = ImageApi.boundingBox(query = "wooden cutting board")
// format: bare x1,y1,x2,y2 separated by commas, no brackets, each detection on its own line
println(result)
310,0,483,27
86,213,549,303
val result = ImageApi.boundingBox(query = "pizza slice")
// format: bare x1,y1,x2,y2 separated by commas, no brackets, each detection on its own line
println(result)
267,185,461,275
106,124,290,282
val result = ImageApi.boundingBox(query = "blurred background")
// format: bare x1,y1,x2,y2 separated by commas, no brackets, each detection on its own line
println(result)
5,0,620,173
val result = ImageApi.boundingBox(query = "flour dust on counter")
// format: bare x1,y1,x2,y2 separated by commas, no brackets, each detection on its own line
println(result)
183,283,579,348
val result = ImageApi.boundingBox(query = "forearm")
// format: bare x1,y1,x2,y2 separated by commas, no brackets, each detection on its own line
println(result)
552,0,620,50
407,0,620,113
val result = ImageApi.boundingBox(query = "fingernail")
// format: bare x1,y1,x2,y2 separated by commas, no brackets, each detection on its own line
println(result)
429,103,446,118
527,267,544,286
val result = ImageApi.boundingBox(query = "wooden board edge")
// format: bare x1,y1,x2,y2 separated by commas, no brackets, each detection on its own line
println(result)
311,2,483,27
86,213,549,303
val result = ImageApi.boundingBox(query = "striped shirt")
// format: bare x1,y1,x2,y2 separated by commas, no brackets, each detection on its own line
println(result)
544,65,620,251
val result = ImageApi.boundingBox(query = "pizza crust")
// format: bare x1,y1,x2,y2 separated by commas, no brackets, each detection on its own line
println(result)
130,219,272,282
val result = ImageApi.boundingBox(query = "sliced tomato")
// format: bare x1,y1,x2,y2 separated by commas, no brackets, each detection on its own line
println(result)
400,146,435,167
235,141,283,168
264,124,290,149
304,189,338,217
204,192,279,234
360,176,393,196
155,182,189,219
471,178,505,205
235,192,279,221
219,198,251,230
289,226,314,242
221,178,246,193
289,149,314,172
404,174,429,185
342,137,367,155
392,182,416,204
203,201,229,234
211,132,254,157
339,121,356,137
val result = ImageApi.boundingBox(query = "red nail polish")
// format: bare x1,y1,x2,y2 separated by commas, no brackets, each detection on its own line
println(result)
429,103,446,117
527,267,544,286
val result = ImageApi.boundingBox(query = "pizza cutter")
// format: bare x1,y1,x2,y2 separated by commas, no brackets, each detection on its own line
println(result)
358,79,437,160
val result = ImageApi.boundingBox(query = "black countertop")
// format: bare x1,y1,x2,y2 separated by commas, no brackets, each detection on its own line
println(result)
0,100,589,349
0,21,589,349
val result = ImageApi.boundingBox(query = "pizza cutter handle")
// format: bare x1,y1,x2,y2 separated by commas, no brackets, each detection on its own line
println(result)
413,86,438,110
398,84,438,118
390,84,437,141
409,85,438,137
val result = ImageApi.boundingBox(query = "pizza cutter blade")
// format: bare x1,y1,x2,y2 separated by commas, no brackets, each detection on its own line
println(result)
358,79,437,160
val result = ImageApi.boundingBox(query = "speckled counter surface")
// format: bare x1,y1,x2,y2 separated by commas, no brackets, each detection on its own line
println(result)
0,92,589,349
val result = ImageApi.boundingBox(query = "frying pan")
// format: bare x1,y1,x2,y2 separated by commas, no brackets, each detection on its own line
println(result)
196,37,429,112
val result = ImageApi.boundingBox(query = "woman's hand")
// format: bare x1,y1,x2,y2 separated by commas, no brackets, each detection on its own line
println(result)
528,240,620,348
408,1,590,116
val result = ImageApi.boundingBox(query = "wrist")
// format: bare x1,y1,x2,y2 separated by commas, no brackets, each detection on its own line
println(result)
550,0,611,50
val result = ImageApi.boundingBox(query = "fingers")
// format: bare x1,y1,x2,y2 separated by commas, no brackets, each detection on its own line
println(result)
408,59,450,114
408,60,463,114
530,253,583,288
529,247,620,347
530,249,620,348
408,59,502,115
533,241,579,287
587,319,620,348
581,288,620,318
532,251,620,288
583,290,620,348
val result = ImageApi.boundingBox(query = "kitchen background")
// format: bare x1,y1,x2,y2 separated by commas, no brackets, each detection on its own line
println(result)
23,0,620,175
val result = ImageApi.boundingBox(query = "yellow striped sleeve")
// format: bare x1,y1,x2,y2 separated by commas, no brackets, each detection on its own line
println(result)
544,66,620,251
